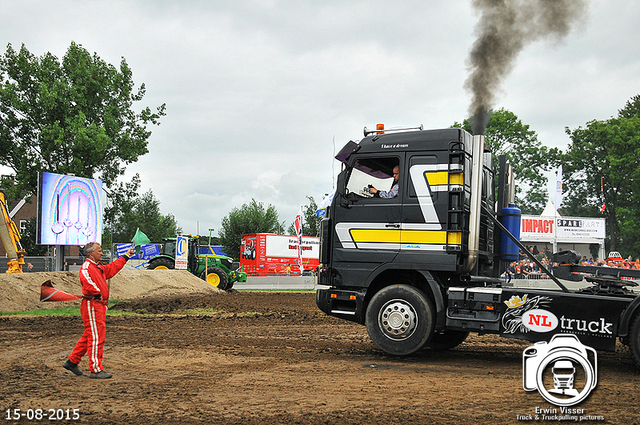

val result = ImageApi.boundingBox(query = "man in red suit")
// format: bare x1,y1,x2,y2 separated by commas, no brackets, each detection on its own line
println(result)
63,242,135,379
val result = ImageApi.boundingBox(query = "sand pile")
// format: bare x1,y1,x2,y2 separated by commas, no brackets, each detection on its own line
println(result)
0,269,223,313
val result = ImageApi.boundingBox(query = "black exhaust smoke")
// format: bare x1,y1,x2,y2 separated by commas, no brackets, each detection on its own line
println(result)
465,0,588,135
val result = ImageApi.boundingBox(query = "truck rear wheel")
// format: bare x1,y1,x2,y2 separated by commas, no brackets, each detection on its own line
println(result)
200,267,229,290
630,313,640,368
148,257,175,270
427,330,469,350
365,285,435,356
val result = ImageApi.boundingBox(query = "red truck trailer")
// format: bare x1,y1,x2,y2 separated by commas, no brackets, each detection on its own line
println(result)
240,233,320,276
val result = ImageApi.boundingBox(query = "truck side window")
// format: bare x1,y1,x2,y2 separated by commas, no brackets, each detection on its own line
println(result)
345,157,400,199
407,155,438,198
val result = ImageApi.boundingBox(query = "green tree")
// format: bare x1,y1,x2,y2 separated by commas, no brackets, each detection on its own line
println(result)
287,196,322,237
453,108,560,214
563,110,640,257
619,94,640,119
105,181,182,245
103,173,142,239
19,217,49,256
0,42,165,198
218,199,281,259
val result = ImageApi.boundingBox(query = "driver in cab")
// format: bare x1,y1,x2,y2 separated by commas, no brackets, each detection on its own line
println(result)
369,165,399,199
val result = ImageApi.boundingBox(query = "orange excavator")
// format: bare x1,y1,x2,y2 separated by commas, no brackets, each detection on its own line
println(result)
0,191,25,273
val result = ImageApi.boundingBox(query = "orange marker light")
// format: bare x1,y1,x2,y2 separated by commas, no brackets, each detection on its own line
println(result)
331,293,337,299
350,295,357,300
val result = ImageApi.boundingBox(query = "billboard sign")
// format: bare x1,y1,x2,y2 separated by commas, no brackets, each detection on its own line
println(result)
37,172,103,245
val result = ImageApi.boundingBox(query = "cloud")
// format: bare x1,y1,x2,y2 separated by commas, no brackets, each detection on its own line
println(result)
2,0,640,240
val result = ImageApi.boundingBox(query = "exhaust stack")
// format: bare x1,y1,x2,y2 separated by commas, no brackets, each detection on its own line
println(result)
463,134,485,273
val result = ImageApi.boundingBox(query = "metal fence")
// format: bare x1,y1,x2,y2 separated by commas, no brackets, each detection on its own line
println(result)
0,256,55,273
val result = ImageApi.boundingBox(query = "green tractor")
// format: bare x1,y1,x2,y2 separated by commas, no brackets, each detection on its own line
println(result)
146,236,247,290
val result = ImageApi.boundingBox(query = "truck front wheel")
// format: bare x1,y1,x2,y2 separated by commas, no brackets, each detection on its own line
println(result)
365,285,435,356
427,330,469,350
200,266,229,290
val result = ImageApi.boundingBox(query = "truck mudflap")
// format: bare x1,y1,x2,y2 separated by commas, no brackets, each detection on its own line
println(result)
446,287,634,352
316,288,367,324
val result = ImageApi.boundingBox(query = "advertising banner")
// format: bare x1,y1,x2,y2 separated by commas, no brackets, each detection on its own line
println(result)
175,236,188,270
264,234,319,258
520,215,605,241
116,243,160,260
240,233,320,276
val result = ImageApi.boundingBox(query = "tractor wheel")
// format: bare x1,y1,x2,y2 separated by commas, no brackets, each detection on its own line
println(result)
630,313,640,368
200,267,229,290
427,330,469,350
365,285,435,356
148,257,175,270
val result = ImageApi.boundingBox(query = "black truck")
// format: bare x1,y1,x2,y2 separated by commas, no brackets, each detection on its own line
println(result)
316,125,640,366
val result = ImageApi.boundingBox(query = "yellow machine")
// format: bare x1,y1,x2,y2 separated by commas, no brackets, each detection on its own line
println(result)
0,192,25,273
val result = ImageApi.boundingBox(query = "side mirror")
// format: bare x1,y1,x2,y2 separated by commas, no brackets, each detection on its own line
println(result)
339,190,358,208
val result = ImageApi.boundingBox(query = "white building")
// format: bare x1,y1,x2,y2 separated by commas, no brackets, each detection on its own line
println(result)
519,202,606,261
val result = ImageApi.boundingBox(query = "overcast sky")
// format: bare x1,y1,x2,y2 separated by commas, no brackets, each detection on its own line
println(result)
3,1,640,239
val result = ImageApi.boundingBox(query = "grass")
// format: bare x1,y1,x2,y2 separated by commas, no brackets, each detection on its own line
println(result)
180,308,227,316
0,306,260,318
240,289,315,293
0,300,230,318
0,305,82,316
0,300,135,317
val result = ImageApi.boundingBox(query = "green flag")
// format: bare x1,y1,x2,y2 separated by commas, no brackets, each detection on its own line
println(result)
131,228,151,256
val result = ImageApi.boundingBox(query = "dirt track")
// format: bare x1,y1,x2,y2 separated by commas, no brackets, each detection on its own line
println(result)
2,291,640,424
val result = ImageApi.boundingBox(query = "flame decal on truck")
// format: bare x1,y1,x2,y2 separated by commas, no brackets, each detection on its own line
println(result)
502,294,553,334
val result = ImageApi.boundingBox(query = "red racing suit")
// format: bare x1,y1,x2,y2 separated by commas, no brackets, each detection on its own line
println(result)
68,255,128,373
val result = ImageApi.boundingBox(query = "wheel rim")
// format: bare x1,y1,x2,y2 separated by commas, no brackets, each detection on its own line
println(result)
378,299,418,340
154,266,169,270
207,273,221,287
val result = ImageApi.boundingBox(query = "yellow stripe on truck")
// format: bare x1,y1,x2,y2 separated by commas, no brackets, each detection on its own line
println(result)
349,229,462,246
449,173,464,185
425,171,464,186
401,230,447,244
350,229,401,243
425,171,449,186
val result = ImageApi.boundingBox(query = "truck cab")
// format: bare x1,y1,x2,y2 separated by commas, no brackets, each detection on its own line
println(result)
321,127,495,281
316,125,640,363
317,127,495,353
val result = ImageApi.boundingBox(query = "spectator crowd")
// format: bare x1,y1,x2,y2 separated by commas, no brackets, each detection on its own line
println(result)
501,245,640,281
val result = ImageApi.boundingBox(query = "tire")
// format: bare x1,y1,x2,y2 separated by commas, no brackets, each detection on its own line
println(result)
365,285,435,356
200,266,229,290
630,313,640,368
148,257,175,270
427,330,469,350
